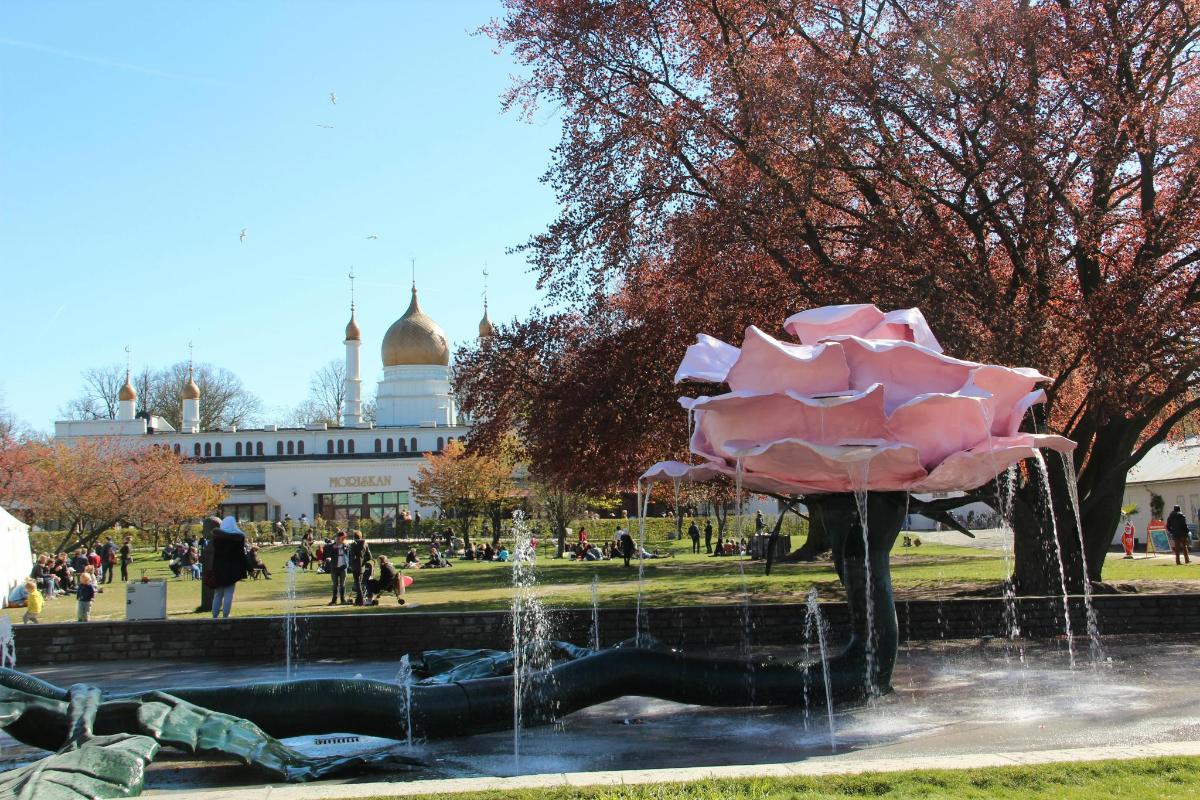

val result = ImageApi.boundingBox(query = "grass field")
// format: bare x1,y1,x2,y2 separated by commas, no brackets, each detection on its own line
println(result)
362,757,1200,800
6,525,1198,625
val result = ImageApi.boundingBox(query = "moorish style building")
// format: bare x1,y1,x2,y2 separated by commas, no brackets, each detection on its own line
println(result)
56,282,494,524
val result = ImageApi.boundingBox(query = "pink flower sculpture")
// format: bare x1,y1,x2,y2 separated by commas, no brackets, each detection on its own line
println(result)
644,304,1075,495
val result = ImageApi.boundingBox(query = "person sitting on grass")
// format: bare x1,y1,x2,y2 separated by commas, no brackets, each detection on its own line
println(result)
365,555,398,604
496,545,510,562
482,543,494,561
246,546,273,580
426,546,452,568
404,548,421,569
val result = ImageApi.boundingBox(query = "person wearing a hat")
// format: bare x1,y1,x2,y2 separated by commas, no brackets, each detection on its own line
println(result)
210,516,250,618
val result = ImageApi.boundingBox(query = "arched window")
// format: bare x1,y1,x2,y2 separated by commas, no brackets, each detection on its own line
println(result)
276,441,283,456
386,438,393,453
235,442,243,456
193,443,200,456
204,442,211,458
410,437,417,452
398,438,406,452
246,441,253,455
347,439,355,454
337,440,344,454
287,441,294,455
214,443,222,457
256,441,263,456
173,444,180,455
436,436,444,451
297,441,305,455
327,440,334,454
374,438,381,453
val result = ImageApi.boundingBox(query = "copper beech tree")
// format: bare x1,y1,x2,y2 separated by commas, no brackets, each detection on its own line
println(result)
458,0,1200,593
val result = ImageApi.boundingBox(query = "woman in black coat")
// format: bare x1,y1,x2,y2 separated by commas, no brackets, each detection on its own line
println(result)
209,516,249,618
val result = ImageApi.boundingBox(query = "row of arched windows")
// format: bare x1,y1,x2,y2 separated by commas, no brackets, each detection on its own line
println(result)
180,435,458,459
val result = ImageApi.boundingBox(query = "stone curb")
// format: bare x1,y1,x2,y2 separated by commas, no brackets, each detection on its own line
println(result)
153,739,1200,799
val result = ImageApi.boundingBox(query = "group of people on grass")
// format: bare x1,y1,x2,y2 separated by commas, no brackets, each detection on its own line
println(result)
11,537,135,623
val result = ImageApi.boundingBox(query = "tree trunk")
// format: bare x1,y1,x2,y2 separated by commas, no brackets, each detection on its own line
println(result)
555,523,568,558
787,510,830,561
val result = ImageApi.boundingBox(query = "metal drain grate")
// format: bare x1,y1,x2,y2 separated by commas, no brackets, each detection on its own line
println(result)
313,735,361,746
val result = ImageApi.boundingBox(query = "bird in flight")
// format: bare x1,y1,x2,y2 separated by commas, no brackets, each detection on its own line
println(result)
315,123,334,129
366,234,379,240
239,228,247,242
329,92,337,105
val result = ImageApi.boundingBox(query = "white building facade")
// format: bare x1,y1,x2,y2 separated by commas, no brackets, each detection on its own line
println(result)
56,285,489,525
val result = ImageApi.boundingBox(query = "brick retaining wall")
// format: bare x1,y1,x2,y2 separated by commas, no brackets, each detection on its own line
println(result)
11,593,1200,666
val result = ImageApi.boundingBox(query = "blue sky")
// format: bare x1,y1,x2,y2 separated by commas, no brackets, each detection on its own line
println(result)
0,1,561,431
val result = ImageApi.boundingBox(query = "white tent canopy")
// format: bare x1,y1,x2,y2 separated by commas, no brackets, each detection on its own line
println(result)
0,506,32,608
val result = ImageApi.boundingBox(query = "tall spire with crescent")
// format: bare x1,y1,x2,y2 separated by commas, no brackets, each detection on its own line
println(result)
345,268,361,341
479,263,494,339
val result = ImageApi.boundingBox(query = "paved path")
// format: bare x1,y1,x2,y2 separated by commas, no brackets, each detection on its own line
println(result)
159,740,1200,799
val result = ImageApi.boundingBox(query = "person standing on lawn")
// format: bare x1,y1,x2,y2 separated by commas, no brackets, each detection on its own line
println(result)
327,531,350,605
209,516,249,618
704,519,714,554
75,572,96,622
688,520,701,554
349,529,372,605
1167,505,1192,565
619,528,635,568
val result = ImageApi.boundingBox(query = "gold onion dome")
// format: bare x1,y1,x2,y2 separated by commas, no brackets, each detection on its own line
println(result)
479,306,494,338
118,375,137,401
182,372,201,400
381,286,449,367
345,311,361,342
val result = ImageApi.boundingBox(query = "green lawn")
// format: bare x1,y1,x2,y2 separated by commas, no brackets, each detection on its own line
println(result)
6,532,1198,625
361,757,1200,799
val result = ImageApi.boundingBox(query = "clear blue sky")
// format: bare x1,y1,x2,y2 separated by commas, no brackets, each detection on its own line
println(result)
0,1,561,432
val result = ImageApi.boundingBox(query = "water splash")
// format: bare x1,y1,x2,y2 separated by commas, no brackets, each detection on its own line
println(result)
590,573,601,651
1058,452,1103,664
735,560,754,706
635,479,652,644
395,653,414,749
847,458,876,697
1031,451,1076,668
510,509,552,767
284,562,299,680
0,616,15,669
803,588,835,751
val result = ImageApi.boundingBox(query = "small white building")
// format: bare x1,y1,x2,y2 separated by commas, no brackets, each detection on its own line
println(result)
1117,438,1200,546
56,284,493,525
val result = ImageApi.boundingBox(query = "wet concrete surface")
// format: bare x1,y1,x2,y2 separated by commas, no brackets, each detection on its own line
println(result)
2,634,1198,792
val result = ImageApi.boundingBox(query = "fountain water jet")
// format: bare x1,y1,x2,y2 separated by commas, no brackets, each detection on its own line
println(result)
510,509,552,766
804,588,836,750
1032,451,1076,668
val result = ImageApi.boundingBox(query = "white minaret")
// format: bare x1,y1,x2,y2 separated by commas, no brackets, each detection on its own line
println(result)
117,371,137,421
181,352,201,433
342,270,364,427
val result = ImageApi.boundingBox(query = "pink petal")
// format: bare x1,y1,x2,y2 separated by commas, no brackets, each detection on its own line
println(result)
873,308,943,353
885,393,991,469
728,439,928,493
783,304,885,344
640,460,727,483
674,334,740,383
961,365,1051,436
911,434,1077,492
834,336,980,412
684,385,888,461
725,326,850,395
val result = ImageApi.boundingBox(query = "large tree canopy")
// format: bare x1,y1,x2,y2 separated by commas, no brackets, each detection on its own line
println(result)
460,0,1200,592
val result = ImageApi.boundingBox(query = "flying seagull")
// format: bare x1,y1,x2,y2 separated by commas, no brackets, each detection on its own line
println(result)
239,228,247,242
366,234,379,240
329,91,337,105
315,123,334,129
